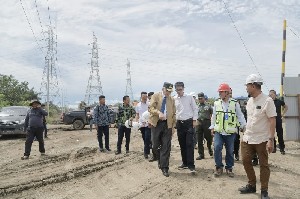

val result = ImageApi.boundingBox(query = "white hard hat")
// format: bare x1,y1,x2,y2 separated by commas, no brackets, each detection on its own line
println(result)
245,74,263,85
141,111,150,123
125,120,140,130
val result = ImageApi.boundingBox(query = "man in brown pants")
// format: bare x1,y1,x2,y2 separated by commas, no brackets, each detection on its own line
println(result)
239,74,276,199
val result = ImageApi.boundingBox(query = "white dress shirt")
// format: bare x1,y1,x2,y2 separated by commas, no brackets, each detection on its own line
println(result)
174,93,198,120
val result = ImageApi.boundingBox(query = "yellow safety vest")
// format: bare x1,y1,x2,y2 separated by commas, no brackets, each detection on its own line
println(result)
214,99,238,134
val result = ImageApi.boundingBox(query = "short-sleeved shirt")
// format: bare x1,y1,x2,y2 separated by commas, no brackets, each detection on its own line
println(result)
243,93,277,144
198,102,212,121
273,99,285,119
135,101,149,127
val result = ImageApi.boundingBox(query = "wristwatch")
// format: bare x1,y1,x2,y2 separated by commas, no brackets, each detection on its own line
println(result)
268,137,274,141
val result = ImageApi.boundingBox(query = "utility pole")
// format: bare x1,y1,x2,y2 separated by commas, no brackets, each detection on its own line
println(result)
280,19,287,98
41,25,59,114
84,32,103,105
125,58,134,101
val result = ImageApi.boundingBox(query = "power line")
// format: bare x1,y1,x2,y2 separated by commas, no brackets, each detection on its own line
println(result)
19,0,44,54
287,25,300,39
34,0,46,41
221,0,269,90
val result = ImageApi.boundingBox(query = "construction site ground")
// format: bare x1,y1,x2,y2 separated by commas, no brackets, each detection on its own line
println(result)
0,124,299,199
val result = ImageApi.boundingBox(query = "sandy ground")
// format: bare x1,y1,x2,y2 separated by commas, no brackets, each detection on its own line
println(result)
0,124,299,199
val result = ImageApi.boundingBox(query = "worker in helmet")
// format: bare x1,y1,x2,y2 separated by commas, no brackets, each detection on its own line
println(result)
210,83,246,178
238,74,276,199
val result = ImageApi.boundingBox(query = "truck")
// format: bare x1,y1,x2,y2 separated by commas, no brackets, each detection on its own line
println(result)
62,106,117,130
0,106,29,136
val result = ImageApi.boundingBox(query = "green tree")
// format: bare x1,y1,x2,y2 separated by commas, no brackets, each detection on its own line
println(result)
0,74,39,107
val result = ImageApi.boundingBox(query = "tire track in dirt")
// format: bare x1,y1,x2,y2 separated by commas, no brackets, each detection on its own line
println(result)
0,149,143,197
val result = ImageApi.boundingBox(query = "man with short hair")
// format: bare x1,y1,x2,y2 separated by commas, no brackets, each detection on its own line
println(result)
269,89,288,154
115,95,136,154
210,83,246,178
94,95,112,152
136,91,151,159
22,100,48,160
196,92,213,160
174,82,198,174
147,92,154,101
149,82,176,177
239,74,276,199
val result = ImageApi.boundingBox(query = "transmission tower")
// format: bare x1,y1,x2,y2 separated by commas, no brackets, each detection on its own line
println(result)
125,59,134,101
84,32,103,105
40,25,59,114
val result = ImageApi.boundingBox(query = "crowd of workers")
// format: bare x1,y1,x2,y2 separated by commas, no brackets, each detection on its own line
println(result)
21,73,288,199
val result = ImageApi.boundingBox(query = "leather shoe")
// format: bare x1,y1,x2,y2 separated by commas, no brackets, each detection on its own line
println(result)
196,156,204,160
162,168,169,177
239,184,256,194
149,157,157,162
178,164,188,169
261,190,270,199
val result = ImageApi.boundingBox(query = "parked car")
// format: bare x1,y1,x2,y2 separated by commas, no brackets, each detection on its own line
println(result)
0,106,29,136
62,106,118,130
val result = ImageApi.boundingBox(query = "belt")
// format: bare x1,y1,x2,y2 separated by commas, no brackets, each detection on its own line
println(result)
158,120,167,123
178,118,193,123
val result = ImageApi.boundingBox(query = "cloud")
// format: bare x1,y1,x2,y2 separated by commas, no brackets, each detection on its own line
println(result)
0,0,299,107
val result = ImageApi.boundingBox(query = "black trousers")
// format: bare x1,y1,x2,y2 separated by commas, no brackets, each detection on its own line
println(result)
152,121,172,170
24,127,45,156
196,119,212,157
117,125,131,152
234,131,240,156
97,125,110,150
177,119,195,169
274,118,285,150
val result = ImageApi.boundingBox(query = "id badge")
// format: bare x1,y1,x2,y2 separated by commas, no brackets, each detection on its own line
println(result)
225,113,229,120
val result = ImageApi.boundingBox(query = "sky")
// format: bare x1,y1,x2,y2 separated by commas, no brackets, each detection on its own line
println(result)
0,0,300,108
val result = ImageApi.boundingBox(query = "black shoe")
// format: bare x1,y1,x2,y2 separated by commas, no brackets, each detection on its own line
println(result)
196,155,204,160
99,148,105,152
162,168,169,177
115,151,121,155
280,149,285,155
178,164,188,169
149,157,157,162
261,190,270,199
272,148,276,153
126,150,129,154
105,148,111,151
189,168,196,175
209,149,213,156
239,184,256,194
144,154,149,159
252,159,258,166
235,154,240,161
44,136,48,138
21,156,29,160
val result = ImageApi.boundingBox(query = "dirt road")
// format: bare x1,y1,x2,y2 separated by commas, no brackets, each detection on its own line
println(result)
0,125,299,199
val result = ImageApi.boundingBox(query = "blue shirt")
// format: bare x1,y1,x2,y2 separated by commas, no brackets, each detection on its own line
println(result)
24,108,48,129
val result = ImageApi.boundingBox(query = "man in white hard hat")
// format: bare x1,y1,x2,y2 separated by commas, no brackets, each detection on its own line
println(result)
239,74,276,199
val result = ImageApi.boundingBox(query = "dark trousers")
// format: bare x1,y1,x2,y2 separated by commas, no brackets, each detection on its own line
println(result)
97,125,110,150
274,118,285,150
234,132,240,156
43,123,48,137
117,125,131,152
24,127,45,156
177,119,195,169
152,121,172,170
140,127,151,155
196,120,212,157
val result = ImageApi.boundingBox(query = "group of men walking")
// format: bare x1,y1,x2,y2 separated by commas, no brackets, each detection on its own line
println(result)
21,73,288,199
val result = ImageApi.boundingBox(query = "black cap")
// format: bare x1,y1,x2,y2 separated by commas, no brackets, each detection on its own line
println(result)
148,92,154,96
198,92,205,98
29,99,41,106
163,82,173,92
